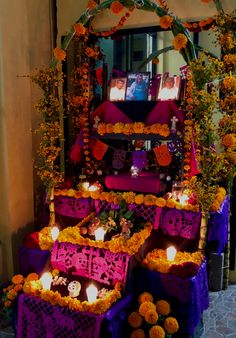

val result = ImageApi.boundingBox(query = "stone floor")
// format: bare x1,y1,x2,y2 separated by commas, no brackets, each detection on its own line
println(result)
1,283,236,337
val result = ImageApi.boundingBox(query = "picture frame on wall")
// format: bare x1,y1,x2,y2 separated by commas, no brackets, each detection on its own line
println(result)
109,77,127,101
157,74,181,101
125,72,150,101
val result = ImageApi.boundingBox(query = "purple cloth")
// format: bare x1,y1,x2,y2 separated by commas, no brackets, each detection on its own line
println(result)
18,247,50,276
134,261,209,335
132,150,147,171
16,293,132,338
208,196,229,254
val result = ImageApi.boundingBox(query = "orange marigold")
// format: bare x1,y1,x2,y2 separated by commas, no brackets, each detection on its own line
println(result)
159,15,173,29
138,291,153,304
144,309,158,324
53,47,66,61
87,0,97,9
164,317,179,334
222,134,236,148
128,311,143,328
12,274,24,285
25,272,39,282
110,1,124,14
131,328,145,338
173,33,188,50
139,301,156,317
74,23,86,36
156,300,170,315
149,325,165,338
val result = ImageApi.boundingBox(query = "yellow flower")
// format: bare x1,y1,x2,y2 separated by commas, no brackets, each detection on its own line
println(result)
131,328,145,338
135,194,144,205
173,33,188,50
128,311,143,328
149,325,165,338
138,292,153,304
144,194,157,206
156,300,170,315
139,301,156,317
159,15,173,29
164,317,179,334
155,198,166,208
11,274,24,285
144,309,158,324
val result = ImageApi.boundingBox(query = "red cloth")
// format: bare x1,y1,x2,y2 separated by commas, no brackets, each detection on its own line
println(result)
70,143,83,162
23,232,40,249
153,144,172,166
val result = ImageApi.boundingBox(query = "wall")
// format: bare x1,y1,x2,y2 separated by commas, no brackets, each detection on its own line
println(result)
0,0,52,283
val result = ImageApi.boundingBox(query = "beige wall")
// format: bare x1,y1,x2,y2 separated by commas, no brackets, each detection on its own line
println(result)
0,0,52,283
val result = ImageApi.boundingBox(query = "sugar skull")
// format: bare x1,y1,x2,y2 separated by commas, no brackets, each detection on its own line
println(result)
68,280,81,298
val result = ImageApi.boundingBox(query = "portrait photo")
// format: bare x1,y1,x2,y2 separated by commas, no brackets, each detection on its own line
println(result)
125,72,150,101
109,77,127,101
157,74,181,101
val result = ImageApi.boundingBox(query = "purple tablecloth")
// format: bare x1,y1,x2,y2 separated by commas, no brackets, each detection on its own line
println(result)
134,260,209,335
16,293,133,338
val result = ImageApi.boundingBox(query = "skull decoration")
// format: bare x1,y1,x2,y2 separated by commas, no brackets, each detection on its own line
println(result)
68,280,81,298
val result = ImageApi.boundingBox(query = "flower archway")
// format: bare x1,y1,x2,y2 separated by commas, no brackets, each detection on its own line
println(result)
32,0,235,259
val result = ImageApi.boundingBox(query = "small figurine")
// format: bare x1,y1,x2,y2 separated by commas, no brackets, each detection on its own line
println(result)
93,116,100,129
171,116,178,132
120,218,133,239
88,217,100,236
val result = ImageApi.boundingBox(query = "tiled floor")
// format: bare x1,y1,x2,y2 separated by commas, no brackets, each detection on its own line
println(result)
1,283,236,337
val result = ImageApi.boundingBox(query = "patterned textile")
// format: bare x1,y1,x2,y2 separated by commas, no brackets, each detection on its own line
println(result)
54,196,93,219
51,242,130,285
132,150,147,171
112,149,126,169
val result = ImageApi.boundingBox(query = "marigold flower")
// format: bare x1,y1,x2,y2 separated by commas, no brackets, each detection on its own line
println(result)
159,15,173,29
155,197,166,208
14,284,23,292
74,23,86,36
110,1,124,14
138,291,153,304
128,311,143,328
4,301,12,308
12,274,24,285
149,325,165,338
222,134,236,148
152,57,159,64
131,328,145,338
144,309,158,324
156,299,170,315
53,47,66,61
87,0,97,9
139,301,156,317
173,33,188,50
135,194,144,205
164,317,179,334
25,272,39,282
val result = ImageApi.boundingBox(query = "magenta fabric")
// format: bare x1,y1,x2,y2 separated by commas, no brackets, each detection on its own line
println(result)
90,100,133,125
105,173,162,194
144,100,184,130
54,196,93,219
51,242,130,286
161,208,201,239
17,294,105,338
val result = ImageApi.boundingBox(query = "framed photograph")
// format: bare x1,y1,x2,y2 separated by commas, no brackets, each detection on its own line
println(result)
109,77,127,101
125,72,150,101
157,74,181,101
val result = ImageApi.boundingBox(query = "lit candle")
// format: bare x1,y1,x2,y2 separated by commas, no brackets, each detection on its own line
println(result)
94,227,106,241
86,284,98,303
50,226,60,241
82,182,90,190
166,246,177,261
88,185,98,192
40,272,52,290
179,194,189,205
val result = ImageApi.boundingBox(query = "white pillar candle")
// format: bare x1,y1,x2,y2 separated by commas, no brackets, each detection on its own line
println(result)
86,284,98,303
40,272,52,290
94,227,106,241
50,226,60,241
166,246,177,261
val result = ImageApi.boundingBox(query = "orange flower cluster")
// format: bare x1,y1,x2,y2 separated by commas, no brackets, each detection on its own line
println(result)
142,249,204,275
74,23,86,36
209,186,226,212
23,280,122,315
89,7,134,37
159,15,173,29
128,292,179,337
53,47,66,61
87,0,97,10
183,17,214,32
97,122,170,137
172,33,188,51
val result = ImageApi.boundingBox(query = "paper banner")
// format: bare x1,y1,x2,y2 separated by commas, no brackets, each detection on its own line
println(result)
92,139,108,160
153,144,172,166
70,144,83,162
112,149,126,169
132,150,147,170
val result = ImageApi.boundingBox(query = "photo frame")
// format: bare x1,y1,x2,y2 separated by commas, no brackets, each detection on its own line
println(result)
125,72,150,101
157,74,181,101
109,77,127,101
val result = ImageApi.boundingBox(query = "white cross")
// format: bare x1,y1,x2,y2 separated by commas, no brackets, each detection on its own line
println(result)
171,116,178,132
93,116,100,129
